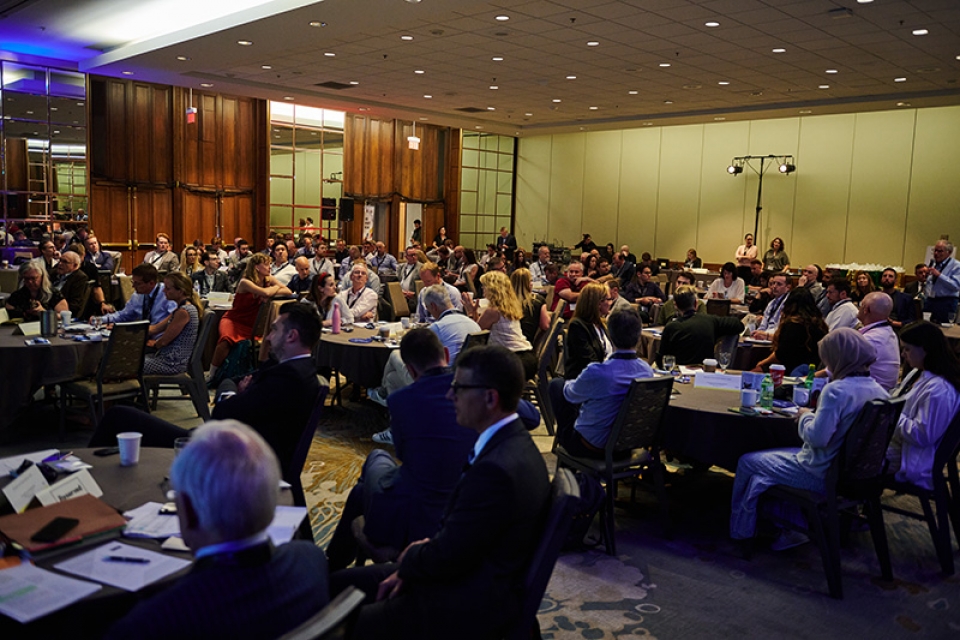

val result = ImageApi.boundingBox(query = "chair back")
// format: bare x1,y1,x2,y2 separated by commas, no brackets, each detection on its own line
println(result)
386,281,410,318
289,386,329,506
504,468,580,640
118,275,135,305
542,284,555,311
376,294,395,322
459,330,491,358
932,408,960,475
188,309,217,381
276,586,365,640
110,251,122,275
705,298,731,316
606,376,674,456
834,398,905,492
534,314,564,376
99,321,150,383
251,299,274,340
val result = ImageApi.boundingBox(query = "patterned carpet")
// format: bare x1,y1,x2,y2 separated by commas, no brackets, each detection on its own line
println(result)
301,396,960,639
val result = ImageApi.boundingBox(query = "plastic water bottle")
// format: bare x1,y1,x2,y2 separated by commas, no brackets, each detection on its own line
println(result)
331,301,341,334
804,364,816,389
760,374,774,410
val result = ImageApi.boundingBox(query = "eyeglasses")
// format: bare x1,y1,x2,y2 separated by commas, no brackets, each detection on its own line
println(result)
449,382,491,395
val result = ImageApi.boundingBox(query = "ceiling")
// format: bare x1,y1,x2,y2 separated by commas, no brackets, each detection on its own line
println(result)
2,0,960,135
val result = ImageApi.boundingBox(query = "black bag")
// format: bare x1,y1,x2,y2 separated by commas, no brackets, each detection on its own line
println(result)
562,471,605,551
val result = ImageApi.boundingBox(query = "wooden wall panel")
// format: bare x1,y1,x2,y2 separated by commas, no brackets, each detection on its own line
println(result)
134,189,174,248
220,194,256,245
180,192,219,246
89,185,130,248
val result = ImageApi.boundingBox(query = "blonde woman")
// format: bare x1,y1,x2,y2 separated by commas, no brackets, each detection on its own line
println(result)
179,245,202,277
510,267,550,345
462,270,537,378
208,254,291,380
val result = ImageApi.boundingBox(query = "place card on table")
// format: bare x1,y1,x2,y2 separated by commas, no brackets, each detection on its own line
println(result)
13,322,41,336
693,372,742,391
1,464,49,514
35,469,104,507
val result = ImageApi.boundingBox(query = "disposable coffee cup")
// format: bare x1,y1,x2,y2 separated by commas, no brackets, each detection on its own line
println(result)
400,317,410,330
117,432,143,466
793,387,810,407
379,325,390,340
770,364,786,387
923,312,932,322
60,310,72,326
1,260,8,269
740,389,759,407
703,358,718,373
741,371,764,391
174,437,190,457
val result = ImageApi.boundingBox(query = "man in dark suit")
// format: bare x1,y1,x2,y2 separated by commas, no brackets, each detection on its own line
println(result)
191,250,230,295
105,420,329,640
82,234,114,272
325,329,478,570
496,226,517,262
330,345,551,639
52,250,89,316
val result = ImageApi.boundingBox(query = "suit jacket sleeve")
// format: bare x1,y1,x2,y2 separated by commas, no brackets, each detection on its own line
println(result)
563,319,605,379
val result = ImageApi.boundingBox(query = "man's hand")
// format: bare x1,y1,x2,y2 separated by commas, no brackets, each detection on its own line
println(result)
402,289,415,299
750,330,769,340
397,538,430,563
376,571,404,601
237,374,254,393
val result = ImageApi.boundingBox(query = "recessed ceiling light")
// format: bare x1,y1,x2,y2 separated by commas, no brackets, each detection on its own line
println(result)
524,112,533,116
552,99,561,103
358,107,368,111
566,75,576,80
857,0,873,3
628,90,638,95
492,56,504,62
897,101,911,106
664,100,673,104
121,71,133,75
400,35,414,41
324,52,335,57
487,107,496,111
176,55,190,61
495,15,509,21
237,40,253,46
912,29,928,36
772,48,786,53
200,83,214,88
819,84,830,89
718,81,730,85
705,21,720,27
414,69,425,74
714,117,725,121
423,94,432,99
589,106,598,110
261,65,272,70
349,81,359,85
587,41,599,47
826,69,838,74
475,125,483,129
284,96,294,101
799,109,812,114
309,21,326,27
490,85,498,90
419,117,428,121
659,63,671,67
642,122,653,126
895,77,906,82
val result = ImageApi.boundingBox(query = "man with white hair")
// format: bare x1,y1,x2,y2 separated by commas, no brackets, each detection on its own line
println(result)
338,263,379,321
857,291,900,391
924,239,960,323
529,245,552,287
52,250,89,317
105,421,329,640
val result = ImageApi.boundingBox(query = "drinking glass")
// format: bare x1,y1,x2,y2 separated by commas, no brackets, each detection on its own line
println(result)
718,351,731,372
662,355,676,373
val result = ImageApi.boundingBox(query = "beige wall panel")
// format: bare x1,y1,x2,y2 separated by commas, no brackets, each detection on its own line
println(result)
846,110,916,267
655,125,703,260
547,133,586,248
791,115,855,267
744,118,800,249
581,130,623,250
617,128,661,257
904,106,960,262
515,136,552,250
698,121,752,266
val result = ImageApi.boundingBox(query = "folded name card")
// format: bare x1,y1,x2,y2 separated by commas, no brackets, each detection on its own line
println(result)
693,372,742,391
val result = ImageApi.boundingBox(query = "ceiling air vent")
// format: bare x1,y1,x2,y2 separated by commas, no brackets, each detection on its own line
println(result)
456,107,486,113
314,81,355,90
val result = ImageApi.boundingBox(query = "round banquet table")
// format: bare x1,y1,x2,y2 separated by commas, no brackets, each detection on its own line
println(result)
315,326,395,389
663,380,802,472
638,328,771,372
0,326,104,435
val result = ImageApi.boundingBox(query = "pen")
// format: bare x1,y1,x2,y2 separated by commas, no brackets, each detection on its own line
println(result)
103,556,150,564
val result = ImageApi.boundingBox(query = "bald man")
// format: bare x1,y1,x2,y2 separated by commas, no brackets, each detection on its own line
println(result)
858,291,900,391
53,250,89,316
287,256,314,296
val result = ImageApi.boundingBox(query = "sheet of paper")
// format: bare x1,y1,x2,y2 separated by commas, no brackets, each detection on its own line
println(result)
694,372,743,391
266,506,307,546
122,502,181,539
54,541,191,592
0,562,102,624
678,365,700,376
0,450,59,477
1,464,49,513
161,536,189,552
14,321,41,336
35,469,103,507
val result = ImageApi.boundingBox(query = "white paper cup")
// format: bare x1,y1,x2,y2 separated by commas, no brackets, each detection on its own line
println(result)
923,312,932,322
703,358,718,373
740,389,759,407
117,432,143,466
400,317,410,330
60,310,72,326
793,387,810,407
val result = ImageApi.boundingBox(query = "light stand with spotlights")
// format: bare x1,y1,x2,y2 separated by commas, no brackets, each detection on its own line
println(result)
726,155,796,248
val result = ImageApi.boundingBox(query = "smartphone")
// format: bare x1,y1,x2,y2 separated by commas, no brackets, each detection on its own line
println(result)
93,447,120,457
31,516,80,543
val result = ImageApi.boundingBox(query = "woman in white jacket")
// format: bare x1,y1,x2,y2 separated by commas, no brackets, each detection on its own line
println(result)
886,321,960,490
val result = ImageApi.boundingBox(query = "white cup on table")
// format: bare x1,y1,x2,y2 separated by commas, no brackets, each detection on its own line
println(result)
60,310,72,326
117,432,143,466
740,389,759,407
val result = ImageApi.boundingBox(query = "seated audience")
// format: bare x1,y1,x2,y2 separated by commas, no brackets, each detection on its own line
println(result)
551,261,593,320
659,285,744,367
879,267,917,329
416,262,462,323
529,245,552,287
903,263,926,297
370,241,399,274
309,240,337,278
142,233,180,274
82,234,114,272
659,271,704,322
462,270,537,379
706,261,745,303
511,267,550,345
630,264,667,318
330,346,550,640
143,272,200,375
270,242,297,286
885,321,960,490
563,282,612,380
605,279,633,316
191,251,230,295
753,289,827,375
752,273,792,338
5,262,67,319
104,421,329,640
730,329,887,548
306,272,353,327
99,264,178,334
551,308,654,459
684,248,702,269
857,291,900,391
179,245,202,277
851,270,876,303
287,256,314,297
52,250,89,317
824,277,860,331
338,263,379,322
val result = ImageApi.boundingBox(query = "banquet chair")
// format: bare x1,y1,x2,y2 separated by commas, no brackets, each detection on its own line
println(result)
290,386,329,542
144,309,216,420
385,281,410,318
554,376,674,555
458,330,490,361
542,284,555,311
59,320,151,439
762,397,905,599
503,468,579,640
881,408,960,576
523,315,564,436
277,586,365,640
